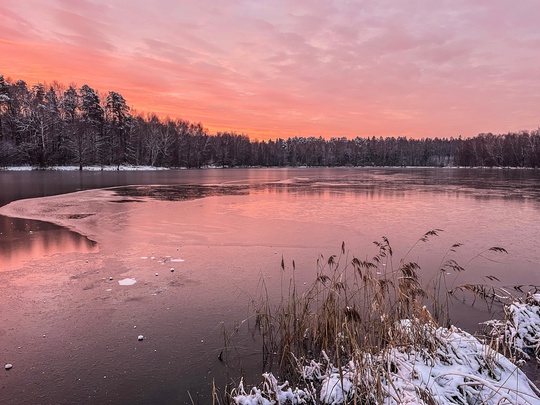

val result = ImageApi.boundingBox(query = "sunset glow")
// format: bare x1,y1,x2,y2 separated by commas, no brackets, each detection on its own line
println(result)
2,0,540,140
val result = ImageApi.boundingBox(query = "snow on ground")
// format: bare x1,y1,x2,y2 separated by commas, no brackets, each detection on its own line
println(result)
2,165,169,171
235,373,316,405
505,294,540,360
485,293,540,361
233,324,540,405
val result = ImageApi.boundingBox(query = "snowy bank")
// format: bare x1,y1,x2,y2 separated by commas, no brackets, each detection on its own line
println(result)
484,293,540,361
233,324,540,405
2,165,169,171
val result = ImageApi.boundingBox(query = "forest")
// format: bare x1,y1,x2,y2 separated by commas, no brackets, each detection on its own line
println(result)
1,74,539,169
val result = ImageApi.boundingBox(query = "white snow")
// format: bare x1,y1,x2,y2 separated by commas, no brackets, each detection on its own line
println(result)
2,165,168,171
485,293,540,361
506,293,540,360
233,373,315,405
170,258,185,262
118,278,137,286
233,324,540,405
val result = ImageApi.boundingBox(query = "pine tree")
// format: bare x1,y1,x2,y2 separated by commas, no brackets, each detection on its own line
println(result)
61,86,79,122
0,75,13,166
105,91,132,168
0,75,10,141
61,86,84,168
79,85,104,165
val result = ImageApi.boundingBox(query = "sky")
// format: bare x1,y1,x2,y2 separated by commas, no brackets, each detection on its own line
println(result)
1,0,540,140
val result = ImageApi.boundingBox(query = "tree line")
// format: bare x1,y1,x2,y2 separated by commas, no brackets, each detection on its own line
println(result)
1,75,539,169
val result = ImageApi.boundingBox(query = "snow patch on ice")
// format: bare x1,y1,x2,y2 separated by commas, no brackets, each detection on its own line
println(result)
118,278,137,286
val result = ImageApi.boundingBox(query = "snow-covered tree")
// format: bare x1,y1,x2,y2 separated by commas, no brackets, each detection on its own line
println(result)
61,86,79,123
79,84,104,165
105,91,132,167
60,86,85,168
0,75,10,138
0,75,14,166
43,86,62,163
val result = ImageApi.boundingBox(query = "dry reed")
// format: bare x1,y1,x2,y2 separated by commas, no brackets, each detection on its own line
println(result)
222,230,536,403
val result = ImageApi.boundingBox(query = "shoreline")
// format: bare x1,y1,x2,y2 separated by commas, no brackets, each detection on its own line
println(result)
1,164,539,172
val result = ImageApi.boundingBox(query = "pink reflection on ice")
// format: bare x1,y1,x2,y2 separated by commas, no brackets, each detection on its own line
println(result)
0,215,97,271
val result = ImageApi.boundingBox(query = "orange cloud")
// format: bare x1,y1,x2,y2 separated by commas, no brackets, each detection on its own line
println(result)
2,0,540,141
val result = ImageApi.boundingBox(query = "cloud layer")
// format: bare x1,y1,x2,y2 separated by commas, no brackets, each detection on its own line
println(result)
2,0,540,139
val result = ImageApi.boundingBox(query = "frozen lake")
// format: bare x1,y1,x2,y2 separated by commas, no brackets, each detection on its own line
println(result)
0,168,539,404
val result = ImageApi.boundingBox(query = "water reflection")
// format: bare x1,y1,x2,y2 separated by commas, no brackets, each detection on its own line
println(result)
104,169,540,203
111,184,249,201
1,168,539,207
0,215,97,271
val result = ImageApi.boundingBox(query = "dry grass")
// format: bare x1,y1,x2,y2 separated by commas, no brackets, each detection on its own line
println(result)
217,230,535,404
251,231,467,376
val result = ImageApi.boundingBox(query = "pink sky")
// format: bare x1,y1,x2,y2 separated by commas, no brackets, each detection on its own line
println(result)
1,0,540,140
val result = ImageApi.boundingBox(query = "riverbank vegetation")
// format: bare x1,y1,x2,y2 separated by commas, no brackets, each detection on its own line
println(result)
216,232,540,404
1,75,540,169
